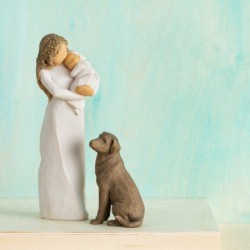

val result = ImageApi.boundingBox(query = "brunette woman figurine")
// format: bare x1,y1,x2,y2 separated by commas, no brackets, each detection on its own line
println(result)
36,33,99,220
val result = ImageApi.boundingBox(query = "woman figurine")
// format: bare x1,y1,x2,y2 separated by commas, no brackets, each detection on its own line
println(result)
36,33,99,220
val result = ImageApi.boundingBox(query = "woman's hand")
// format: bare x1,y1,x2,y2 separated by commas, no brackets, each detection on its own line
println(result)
75,85,94,96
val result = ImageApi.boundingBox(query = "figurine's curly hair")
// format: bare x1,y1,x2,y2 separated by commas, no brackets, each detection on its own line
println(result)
36,33,68,100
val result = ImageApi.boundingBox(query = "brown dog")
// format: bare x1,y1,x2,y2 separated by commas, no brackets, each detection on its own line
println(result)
89,132,145,228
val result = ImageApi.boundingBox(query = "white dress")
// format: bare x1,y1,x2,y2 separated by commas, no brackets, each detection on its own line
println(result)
38,55,99,220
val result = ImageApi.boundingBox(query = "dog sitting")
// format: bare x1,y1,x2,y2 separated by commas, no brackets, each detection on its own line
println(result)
89,132,145,228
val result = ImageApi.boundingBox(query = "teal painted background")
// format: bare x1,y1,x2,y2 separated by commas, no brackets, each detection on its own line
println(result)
0,0,250,223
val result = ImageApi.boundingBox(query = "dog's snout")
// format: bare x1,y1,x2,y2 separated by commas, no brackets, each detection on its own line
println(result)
89,139,97,148
89,138,102,150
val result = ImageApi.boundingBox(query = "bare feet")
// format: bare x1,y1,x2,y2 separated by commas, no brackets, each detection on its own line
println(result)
75,85,94,96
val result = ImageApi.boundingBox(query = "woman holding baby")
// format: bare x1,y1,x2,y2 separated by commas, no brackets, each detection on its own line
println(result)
36,33,99,220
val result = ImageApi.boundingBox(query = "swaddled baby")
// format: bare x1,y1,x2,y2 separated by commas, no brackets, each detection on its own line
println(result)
64,52,99,114
64,52,99,96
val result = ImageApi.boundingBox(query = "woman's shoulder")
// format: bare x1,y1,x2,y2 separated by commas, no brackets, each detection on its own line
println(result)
39,68,51,78
40,64,66,76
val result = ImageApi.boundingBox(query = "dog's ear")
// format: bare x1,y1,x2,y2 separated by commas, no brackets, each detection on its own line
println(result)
110,138,121,153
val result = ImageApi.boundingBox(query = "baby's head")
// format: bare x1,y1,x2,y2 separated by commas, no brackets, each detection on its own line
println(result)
64,52,80,70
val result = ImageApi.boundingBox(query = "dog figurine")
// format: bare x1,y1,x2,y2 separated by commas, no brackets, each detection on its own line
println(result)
89,132,145,228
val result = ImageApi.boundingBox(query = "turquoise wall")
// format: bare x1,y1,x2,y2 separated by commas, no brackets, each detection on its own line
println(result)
0,0,249,223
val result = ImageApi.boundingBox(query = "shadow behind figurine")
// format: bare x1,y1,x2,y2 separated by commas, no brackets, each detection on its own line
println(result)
89,132,145,228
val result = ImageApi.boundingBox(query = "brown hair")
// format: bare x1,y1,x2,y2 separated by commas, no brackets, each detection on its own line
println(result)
36,33,68,100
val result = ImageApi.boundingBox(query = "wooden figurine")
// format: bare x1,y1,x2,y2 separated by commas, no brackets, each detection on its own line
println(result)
36,33,100,220
89,132,145,228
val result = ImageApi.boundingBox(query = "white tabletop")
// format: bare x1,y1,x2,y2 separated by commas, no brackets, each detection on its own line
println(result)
0,198,221,250
0,198,219,234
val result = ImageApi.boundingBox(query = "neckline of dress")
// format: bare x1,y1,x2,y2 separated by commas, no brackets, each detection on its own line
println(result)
50,63,69,72
52,63,65,69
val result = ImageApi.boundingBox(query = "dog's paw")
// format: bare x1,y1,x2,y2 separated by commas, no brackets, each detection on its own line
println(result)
90,219,102,225
107,219,121,226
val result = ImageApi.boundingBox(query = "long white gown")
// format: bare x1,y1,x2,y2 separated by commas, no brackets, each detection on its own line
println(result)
38,54,99,220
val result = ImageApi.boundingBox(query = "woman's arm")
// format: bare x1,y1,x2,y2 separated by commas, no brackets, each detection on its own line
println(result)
70,54,100,95
39,70,84,101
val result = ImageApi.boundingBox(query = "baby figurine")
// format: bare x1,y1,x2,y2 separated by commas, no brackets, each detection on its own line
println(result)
64,52,98,96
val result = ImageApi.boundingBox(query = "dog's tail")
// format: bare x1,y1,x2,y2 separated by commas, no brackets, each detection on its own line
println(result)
115,215,143,228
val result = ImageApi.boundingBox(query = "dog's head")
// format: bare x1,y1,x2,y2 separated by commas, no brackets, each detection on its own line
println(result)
89,132,121,154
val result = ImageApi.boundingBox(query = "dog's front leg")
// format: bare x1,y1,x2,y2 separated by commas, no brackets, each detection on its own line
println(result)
104,199,111,221
90,187,109,225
